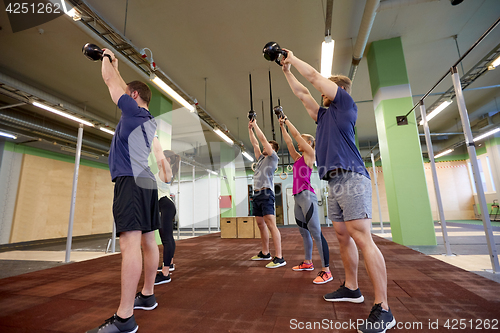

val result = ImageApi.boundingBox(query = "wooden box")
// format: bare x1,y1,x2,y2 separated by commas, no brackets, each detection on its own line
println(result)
220,217,237,238
237,217,255,238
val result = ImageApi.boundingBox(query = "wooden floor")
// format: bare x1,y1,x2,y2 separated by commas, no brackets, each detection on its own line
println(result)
0,227,499,333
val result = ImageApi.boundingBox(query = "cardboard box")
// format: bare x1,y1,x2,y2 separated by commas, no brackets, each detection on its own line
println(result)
237,217,255,238
220,217,237,238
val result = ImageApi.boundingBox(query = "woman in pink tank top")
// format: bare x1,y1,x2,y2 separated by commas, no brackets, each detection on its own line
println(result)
279,115,332,285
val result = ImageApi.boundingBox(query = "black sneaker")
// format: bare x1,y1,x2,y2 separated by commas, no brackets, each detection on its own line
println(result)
265,256,287,268
357,303,396,333
154,272,171,285
133,292,158,310
86,314,138,333
324,281,364,303
250,251,272,260
169,263,175,271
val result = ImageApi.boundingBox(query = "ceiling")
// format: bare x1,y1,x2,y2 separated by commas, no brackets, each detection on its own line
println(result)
0,0,499,173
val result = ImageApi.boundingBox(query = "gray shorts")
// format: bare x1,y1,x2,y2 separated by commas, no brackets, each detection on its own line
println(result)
327,170,372,222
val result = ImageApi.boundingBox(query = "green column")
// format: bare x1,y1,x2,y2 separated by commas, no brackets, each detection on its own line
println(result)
220,144,236,217
367,37,436,246
147,85,173,245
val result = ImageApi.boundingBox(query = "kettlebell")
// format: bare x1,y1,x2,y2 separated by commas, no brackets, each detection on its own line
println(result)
263,42,288,66
82,43,112,62
273,106,285,119
248,110,257,121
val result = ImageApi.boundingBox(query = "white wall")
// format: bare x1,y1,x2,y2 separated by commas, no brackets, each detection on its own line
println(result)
0,147,22,245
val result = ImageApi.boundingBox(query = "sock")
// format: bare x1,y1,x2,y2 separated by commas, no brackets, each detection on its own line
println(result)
140,292,153,298
116,314,132,322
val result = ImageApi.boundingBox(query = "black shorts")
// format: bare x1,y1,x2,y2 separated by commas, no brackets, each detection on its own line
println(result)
113,176,160,235
252,189,275,217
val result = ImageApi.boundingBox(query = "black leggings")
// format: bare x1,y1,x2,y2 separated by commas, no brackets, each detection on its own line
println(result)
159,196,176,267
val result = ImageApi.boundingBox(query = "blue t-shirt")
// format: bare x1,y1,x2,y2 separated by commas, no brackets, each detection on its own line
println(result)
315,86,369,180
108,94,157,182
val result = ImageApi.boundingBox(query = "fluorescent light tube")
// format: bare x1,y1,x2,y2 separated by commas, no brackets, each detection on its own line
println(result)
419,100,452,125
320,36,335,78
33,102,94,127
99,127,115,135
242,151,254,162
0,131,17,139
434,149,453,159
150,74,195,112
473,127,500,142
489,54,500,69
206,169,218,175
214,129,233,145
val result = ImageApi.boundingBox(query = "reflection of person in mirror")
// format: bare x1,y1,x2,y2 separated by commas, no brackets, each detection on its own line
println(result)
281,48,395,333
278,115,332,285
152,137,181,285
87,48,160,333
248,119,286,269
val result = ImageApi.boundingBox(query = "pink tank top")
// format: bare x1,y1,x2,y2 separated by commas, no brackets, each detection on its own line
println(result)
293,155,315,195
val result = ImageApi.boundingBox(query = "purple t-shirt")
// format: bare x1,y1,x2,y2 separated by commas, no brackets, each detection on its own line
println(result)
108,94,157,182
315,86,369,180
292,155,315,195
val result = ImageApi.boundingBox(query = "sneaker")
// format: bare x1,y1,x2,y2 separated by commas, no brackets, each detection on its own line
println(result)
292,261,314,271
313,270,333,284
357,303,396,333
250,251,272,260
265,257,287,268
133,292,158,310
154,272,171,285
323,281,364,303
169,263,175,271
86,314,138,333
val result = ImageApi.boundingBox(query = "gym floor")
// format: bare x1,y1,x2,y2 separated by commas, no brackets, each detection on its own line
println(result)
0,222,499,332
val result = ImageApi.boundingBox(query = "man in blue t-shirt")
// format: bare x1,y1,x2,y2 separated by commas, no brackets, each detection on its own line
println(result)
86,48,160,333
281,49,396,333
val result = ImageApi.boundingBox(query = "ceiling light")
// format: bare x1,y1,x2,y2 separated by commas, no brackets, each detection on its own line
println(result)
242,151,254,162
55,0,81,20
0,131,17,139
150,74,195,112
214,128,233,146
32,102,94,127
320,35,335,78
473,127,500,142
100,127,115,135
488,54,500,70
434,149,454,159
419,100,452,125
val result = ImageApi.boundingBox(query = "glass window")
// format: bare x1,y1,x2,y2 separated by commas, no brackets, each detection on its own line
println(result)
486,156,496,192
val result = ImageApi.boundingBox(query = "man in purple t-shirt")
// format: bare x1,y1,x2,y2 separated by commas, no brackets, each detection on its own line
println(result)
86,48,160,333
281,49,395,333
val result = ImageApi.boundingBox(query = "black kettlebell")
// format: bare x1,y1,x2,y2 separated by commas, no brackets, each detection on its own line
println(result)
273,106,285,119
263,42,288,66
82,43,112,62
248,110,257,121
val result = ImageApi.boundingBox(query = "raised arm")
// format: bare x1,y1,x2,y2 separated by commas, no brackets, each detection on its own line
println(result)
282,49,339,104
283,117,315,168
101,49,127,105
282,63,320,122
252,120,274,156
248,120,262,159
152,137,172,183
278,117,300,161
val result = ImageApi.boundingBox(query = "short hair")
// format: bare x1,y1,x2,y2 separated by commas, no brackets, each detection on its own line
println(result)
302,134,315,149
328,75,352,94
127,81,152,106
268,140,279,152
